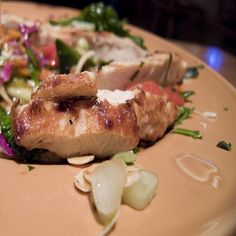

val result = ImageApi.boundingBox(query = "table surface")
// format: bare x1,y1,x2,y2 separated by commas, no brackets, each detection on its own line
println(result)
172,40,236,88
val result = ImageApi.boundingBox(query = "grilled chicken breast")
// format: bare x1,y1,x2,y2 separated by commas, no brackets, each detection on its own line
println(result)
12,72,178,158
33,72,97,101
39,25,147,61
97,52,186,90
12,96,139,158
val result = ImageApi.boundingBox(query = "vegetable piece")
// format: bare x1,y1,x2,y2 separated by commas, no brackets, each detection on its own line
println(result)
112,151,136,165
163,86,185,106
27,165,35,171
55,39,80,73
172,128,203,139
79,2,146,49
0,133,14,156
40,43,58,67
133,146,142,154
179,90,195,101
130,61,144,81
174,106,194,126
0,107,14,148
0,62,13,83
184,64,204,79
90,158,126,224
216,141,232,151
5,78,32,102
25,48,40,85
50,2,145,49
122,170,158,210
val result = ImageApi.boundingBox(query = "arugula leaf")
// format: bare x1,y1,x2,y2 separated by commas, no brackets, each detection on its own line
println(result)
112,151,136,165
217,141,232,151
133,146,142,154
172,128,203,139
130,61,144,81
184,64,204,79
50,16,81,26
179,90,195,101
50,2,146,49
55,39,80,73
174,106,194,126
0,107,14,148
27,165,35,171
25,48,40,85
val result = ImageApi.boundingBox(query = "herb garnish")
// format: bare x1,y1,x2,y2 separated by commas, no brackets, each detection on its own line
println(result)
0,107,14,148
27,165,35,171
55,39,80,73
164,53,172,83
50,2,146,49
133,146,142,154
130,61,144,81
25,48,40,85
179,90,195,101
172,128,203,139
174,106,194,126
184,64,204,79
216,141,232,151
113,151,136,165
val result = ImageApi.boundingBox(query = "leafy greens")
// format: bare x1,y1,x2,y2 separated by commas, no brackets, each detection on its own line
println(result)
50,2,146,49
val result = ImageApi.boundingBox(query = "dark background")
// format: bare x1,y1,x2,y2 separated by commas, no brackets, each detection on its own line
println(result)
20,0,236,56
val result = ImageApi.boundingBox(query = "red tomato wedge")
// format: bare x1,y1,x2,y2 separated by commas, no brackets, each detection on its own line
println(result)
127,81,185,106
40,43,58,68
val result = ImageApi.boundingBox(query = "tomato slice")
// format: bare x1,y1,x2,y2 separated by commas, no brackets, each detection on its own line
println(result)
163,86,185,106
40,43,58,68
127,81,185,106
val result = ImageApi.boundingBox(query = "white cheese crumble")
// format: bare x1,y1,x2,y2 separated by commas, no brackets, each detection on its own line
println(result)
97,89,135,106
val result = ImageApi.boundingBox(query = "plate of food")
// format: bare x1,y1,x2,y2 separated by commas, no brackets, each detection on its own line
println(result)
1,1,236,236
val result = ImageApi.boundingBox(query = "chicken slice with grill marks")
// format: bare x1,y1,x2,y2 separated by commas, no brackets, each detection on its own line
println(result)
12,87,178,158
97,52,187,90
32,71,97,101
12,96,139,158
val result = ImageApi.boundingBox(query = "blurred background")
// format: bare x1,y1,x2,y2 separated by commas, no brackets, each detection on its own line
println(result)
3,0,236,86
16,0,236,56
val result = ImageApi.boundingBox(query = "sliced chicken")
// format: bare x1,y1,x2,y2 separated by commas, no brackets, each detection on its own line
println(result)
12,96,139,158
33,71,97,101
97,52,186,90
132,89,178,141
12,85,178,158
39,24,147,61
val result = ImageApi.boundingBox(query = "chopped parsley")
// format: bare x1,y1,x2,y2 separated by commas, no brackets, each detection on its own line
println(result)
27,165,35,171
50,2,146,49
174,106,194,126
184,64,204,79
216,141,232,151
172,128,203,139
179,90,195,101
130,61,144,81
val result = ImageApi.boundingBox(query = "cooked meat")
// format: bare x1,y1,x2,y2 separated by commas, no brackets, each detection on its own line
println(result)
132,89,178,141
33,72,97,101
39,25,147,61
12,97,139,158
12,87,178,158
97,52,186,90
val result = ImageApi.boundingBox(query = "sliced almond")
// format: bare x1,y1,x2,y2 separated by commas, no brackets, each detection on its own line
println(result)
67,155,95,165
74,169,92,192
